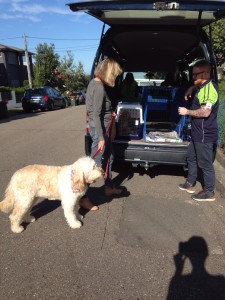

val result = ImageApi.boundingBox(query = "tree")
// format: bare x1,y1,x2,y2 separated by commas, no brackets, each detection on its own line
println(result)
204,19,225,66
33,43,60,87
145,71,164,80
58,51,89,93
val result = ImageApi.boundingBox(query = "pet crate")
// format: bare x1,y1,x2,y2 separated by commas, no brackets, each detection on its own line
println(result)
142,86,176,110
142,87,188,143
116,102,144,139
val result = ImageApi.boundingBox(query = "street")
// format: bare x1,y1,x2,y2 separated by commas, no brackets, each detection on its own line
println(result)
1,106,225,300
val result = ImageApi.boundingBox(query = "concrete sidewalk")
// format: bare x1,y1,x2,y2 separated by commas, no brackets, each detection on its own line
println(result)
215,148,225,198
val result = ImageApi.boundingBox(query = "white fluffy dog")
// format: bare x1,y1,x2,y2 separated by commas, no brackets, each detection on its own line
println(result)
0,156,103,233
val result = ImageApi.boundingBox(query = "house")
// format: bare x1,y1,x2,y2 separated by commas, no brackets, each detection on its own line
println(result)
0,44,34,87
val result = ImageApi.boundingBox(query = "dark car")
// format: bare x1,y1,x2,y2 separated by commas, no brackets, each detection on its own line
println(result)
68,0,224,170
69,92,86,105
21,86,67,113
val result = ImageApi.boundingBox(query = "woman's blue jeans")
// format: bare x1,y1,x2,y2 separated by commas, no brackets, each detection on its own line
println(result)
187,140,215,192
89,126,114,187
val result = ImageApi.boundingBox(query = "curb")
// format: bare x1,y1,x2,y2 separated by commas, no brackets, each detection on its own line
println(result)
215,149,225,199
216,148,225,168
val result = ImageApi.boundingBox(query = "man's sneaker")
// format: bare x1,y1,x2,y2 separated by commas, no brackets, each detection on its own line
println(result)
191,190,215,202
178,181,196,194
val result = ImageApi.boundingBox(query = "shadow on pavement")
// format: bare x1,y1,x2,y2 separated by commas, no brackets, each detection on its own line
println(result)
0,110,42,123
167,236,225,300
79,185,130,217
2,107,68,123
31,199,61,220
113,161,187,184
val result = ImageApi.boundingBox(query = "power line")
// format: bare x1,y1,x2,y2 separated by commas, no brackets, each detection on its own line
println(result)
30,45,99,50
28,36,99,41
1,36,98,41
1,36,23,40
55,48,97,53
28,46,98,53
1,35,99,55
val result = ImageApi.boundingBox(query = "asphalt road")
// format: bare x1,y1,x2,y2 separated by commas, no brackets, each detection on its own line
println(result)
1,106,225,300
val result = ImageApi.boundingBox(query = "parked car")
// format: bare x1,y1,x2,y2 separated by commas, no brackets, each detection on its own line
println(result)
64,96,71,107
21,86,67,113
69,92,86,105
68,0,223,170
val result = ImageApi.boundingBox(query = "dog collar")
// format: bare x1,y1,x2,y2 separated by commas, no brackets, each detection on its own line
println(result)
71,169,79,193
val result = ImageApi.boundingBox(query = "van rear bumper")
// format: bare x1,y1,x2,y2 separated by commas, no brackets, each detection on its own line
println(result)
85,134,188,167
113,139,188,166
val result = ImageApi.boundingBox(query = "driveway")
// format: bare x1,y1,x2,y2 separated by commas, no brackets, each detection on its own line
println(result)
1,106,225,300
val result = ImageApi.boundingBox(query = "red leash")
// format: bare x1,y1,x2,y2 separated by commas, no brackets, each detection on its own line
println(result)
92,115,115,159
92,115,115,179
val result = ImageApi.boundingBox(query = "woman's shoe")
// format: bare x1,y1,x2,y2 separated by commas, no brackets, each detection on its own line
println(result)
79,197,99,211
105,185,123,196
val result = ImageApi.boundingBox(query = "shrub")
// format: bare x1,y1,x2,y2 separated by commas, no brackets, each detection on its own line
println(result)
0,86,11,92
219,83,225,149
0,86,26,103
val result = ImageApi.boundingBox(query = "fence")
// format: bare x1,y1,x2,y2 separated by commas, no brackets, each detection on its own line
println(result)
0,91,22,109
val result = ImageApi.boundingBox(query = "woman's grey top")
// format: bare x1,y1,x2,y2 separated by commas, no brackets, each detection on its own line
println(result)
86,79,112,141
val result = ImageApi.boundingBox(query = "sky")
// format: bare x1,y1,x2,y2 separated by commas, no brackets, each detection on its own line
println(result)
0,0,105,73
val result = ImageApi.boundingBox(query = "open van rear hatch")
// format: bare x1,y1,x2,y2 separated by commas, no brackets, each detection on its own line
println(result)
67,1,225,73
68,0,225,26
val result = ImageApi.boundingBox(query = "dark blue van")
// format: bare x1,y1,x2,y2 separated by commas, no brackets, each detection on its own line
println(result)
68,0,225,169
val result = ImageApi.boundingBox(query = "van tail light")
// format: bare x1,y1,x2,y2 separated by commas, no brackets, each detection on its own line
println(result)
86,112,90,134
43,95,48,102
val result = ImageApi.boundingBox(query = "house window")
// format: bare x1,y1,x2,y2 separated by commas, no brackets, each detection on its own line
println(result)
11,80,20,87
8,52,18,65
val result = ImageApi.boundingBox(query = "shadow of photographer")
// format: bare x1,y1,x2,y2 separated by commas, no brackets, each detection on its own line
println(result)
167,236,225,300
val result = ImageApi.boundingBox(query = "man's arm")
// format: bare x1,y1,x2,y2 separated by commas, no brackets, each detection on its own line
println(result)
178,105,211,118
184,85,198,100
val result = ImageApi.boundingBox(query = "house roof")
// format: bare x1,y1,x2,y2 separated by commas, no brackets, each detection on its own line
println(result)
0,44,34,55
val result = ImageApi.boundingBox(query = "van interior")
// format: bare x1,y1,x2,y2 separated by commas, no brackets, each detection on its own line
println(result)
101,26,211,145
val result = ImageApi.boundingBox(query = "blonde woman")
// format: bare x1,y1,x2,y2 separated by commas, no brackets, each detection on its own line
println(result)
80,58,123,211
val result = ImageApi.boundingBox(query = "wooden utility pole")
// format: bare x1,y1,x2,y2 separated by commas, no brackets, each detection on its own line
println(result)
24,33,32,88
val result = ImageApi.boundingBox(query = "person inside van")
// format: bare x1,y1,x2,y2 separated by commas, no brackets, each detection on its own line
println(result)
160,72,175,87
121,72,140,102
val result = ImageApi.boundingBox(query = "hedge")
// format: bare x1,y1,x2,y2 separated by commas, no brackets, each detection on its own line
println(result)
0,86,26,103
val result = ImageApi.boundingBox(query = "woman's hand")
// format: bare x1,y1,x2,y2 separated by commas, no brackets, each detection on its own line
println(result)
98,140,105,152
